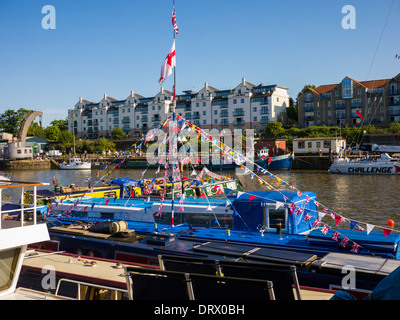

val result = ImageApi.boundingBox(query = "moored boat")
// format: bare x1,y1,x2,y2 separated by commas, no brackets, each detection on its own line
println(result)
59,157,91,170
329,153,400,174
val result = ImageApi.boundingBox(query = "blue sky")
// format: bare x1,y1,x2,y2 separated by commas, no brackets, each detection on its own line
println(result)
0,0,399,126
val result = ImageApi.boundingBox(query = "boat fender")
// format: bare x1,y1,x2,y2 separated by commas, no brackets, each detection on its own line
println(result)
109,220,128,234
276,222,282,234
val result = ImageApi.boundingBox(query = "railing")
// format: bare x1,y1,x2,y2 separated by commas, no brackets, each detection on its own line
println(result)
55,278,128,300
0,181,48,229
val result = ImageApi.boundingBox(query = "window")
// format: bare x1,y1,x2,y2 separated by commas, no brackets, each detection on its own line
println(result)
298,141,305,149
253,107,257,112
253,117,257,121
233,99,237,104
265,208,287,232
0,248,21,291
214,110,217,115
323,141,331,148
203,111,206,116
202,102,206,107
241,99,244,104
342,77,353,99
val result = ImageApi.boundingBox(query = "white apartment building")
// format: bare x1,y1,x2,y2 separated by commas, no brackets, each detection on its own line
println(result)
68,78,289,139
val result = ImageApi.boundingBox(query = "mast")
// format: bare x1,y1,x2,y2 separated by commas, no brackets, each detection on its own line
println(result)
170,0,177,227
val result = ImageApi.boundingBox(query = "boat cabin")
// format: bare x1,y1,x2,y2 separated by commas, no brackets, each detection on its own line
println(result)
233,191,318,234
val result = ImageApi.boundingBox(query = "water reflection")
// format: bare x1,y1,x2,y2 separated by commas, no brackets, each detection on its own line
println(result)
3,169,399,228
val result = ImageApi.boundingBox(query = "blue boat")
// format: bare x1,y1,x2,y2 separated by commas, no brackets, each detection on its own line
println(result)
39,189,400,294
204,152,293,171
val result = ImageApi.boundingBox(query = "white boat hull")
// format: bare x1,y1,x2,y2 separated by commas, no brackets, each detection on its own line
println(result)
329,161,400,174
59,164,91,170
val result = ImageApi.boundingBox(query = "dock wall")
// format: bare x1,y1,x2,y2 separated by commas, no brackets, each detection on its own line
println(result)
0,159,52,170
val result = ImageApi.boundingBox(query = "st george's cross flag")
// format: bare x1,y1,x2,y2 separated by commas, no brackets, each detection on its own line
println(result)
159,40,176,85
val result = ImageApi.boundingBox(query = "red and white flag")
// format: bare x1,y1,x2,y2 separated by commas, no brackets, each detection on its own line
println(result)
159,40,176,85
172,6,178,34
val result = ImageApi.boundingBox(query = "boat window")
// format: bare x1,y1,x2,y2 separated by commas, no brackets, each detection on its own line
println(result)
104,191,117,198
154,212,234,228
100,213,114,220
266,208,287,232
0,248,21,291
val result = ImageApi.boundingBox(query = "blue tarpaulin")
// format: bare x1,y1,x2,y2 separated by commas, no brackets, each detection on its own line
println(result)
232,191,318,234
111,178,140,198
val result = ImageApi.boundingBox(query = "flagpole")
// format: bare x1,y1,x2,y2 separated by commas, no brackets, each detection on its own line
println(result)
171,0,177,227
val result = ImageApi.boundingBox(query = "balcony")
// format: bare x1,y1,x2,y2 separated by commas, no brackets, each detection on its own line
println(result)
233,110,244,117
388,98,400,106
152,116,161,122
193,114,200,119
389,108,400,116
233,120,245,126
122,118,131,124
304,106,314,112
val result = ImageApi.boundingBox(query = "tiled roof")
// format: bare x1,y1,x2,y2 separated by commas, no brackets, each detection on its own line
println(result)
311,77,392,95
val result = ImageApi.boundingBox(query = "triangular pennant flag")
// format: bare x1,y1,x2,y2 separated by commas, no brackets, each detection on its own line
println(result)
318,212,326,221
384,228,392,237
237,191,244,198
275,202,284,210
366,224,374,235
211,217,219,225
249,195,256,201
206,205,213,212
350,220,358,230
225,188,232,195
334,214,342,226
91,203,95,210
232,210,239,217
199,192,206,198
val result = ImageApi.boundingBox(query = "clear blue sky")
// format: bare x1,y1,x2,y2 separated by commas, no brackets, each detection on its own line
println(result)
0,0,399,126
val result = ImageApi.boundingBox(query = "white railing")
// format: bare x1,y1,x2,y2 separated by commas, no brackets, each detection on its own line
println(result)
0,180,48,230
55,278,128,300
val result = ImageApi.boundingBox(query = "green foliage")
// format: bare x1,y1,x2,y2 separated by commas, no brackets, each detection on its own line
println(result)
264,123,400,147
0,108,32,136
44,125,61,141
111,126,125,140
27,122,46,139
50,119,68,131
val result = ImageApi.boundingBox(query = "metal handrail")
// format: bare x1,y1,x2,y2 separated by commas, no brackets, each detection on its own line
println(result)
0,181,48,229
55,278,128,300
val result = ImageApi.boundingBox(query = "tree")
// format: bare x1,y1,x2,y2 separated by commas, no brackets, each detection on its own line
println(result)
264,122,285,138
27,122,46,139
45,125,62,141
0,108,31,136
111,127,125,140
286,97,298,122
50,119,68,131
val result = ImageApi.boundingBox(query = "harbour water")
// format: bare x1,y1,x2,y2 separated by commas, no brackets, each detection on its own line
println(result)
4,168,400,230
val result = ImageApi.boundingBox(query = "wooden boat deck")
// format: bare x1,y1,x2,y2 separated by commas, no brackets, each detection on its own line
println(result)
22,250,334,300
22,249,157,289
